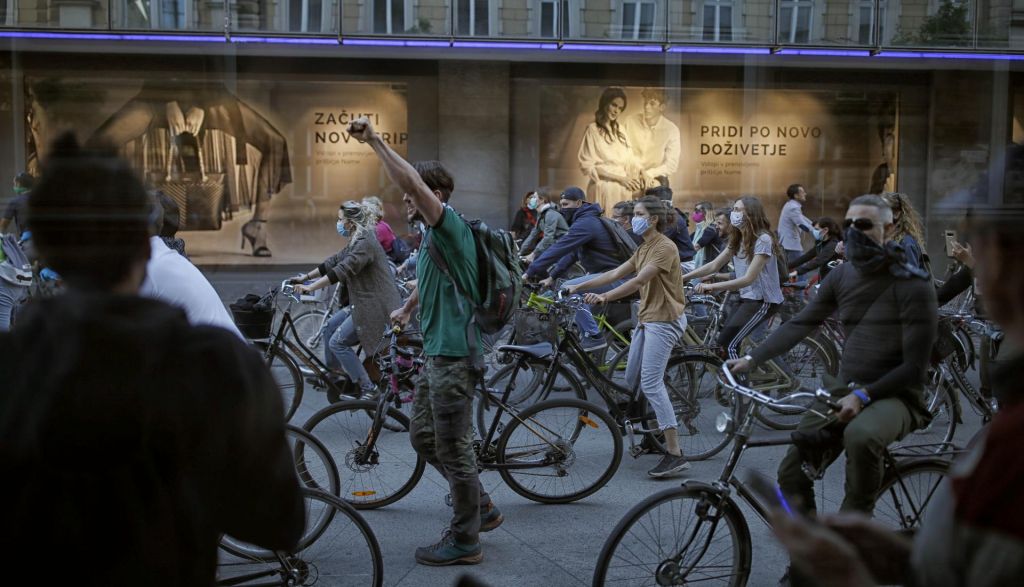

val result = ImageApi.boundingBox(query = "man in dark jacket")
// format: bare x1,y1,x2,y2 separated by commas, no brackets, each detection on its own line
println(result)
646,185,696,271
0,135,304,586
525,186,629,350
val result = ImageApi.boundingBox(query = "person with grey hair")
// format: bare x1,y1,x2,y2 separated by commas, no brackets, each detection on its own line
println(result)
291,200,402,400
728,194,937,521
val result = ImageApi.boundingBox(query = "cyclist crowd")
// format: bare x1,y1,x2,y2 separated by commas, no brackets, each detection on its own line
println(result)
1,119,1022,586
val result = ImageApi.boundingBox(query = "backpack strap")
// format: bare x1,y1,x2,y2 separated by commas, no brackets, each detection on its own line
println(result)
425,230,485,377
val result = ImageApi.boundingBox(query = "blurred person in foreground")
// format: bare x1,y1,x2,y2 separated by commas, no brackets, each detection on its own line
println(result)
0,134,303,585
770,202,1024,587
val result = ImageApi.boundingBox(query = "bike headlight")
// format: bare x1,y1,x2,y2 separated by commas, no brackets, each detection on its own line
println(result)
715,412,734,434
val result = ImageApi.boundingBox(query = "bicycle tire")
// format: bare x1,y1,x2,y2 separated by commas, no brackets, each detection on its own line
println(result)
288,425,341,497
302,400,425,509
913,370,958,452
288,310,328,354
476,360,587,436
755,336,834,431
496,397,622,504
593,485,752,587
219,488,384,587
664,354,734,461
605,318,634,355
266,345,303,422
874,458,949,531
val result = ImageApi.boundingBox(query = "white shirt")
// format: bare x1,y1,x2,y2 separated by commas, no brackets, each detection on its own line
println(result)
622,112,681,179
141,237,243,339
778,199,813,252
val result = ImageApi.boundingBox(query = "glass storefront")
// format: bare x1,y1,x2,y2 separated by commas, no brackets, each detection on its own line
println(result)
0,1,1021,273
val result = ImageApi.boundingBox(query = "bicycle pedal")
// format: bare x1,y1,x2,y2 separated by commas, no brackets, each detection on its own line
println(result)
629,445,646,458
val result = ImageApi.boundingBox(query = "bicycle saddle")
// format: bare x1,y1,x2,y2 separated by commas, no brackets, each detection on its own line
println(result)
497,342,554,359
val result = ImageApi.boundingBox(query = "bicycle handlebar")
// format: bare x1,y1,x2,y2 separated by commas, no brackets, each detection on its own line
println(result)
720,363,840,413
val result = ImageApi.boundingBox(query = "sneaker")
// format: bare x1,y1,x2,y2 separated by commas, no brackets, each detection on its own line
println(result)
414,531,482,566
580,334,608,352
358,385,380,401
480,502,504,532
648,454,691,478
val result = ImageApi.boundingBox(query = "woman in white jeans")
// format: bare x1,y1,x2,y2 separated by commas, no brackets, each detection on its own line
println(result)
567,195,690,478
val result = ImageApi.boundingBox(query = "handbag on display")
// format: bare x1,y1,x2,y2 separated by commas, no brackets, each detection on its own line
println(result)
159,132,227,231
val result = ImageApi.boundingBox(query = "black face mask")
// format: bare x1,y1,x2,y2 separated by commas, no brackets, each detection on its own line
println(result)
561,207,579,224
844,227,889,274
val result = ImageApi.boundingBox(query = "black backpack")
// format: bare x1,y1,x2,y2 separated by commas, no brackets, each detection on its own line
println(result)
389,236,411,264
598,217,638,263
426,217,523,336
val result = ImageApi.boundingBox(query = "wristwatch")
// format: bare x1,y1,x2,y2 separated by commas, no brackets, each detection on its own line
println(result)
851,388,871,405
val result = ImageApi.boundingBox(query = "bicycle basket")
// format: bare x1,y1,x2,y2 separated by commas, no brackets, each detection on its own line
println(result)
512,308,559,346
230,302,275,339
930,319,960,365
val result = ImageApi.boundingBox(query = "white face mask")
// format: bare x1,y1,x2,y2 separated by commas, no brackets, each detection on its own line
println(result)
730,211,744,227
631,216,650,235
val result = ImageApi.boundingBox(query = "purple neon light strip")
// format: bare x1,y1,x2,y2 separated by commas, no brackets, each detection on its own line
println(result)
0,30,225,42
233,36,337,45
777,48,873,57
342,38,450,47
877,51,1024,61
453,41,559,50
561,43,664,53
669,46,770,55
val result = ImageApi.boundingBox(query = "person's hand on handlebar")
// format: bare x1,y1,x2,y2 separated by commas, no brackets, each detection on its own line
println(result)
694,282,719,295
539,277,554,288
293,283,312,295
582,292,607,305
288,273,306,284
390,306,413,327
836,394,864,423
725,357,752,373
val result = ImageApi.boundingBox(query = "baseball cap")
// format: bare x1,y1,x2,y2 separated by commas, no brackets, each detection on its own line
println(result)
560,186,585,201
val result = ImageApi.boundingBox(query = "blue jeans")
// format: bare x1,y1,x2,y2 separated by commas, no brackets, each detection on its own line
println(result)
624,316,687,430
323,307,372,389
0,280,26,331
563,273,629,337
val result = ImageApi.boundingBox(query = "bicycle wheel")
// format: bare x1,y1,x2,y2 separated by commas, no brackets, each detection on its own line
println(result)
266,345,303,422
593,486,752,586
664,354,734,461
755,337,833,431
874,458,949,531
289,425,341,496
302,400,425,509
288,310,328,355
476,359,587,436
911,369,957,451
218,488,383,587
604,318,634,356
605,345,669,455
496,397,621,504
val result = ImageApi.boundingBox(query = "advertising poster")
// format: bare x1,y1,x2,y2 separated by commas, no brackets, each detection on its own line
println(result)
538,85,898,222
26,76,408,264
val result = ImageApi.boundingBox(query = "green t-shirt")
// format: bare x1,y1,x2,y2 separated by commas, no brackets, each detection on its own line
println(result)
417,206,482,357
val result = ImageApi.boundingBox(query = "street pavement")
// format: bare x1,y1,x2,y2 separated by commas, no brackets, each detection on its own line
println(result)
206,267,984,587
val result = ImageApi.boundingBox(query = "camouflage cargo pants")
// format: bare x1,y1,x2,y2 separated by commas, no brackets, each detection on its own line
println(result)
409,357,492,544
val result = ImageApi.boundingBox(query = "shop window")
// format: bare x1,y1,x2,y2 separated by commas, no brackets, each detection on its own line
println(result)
779,0,814,43
701,0,735,42
288,0,332,32
621,0,657,40
122,0,192,29
537,0,578,38
457,0,495,36
373,0,411,34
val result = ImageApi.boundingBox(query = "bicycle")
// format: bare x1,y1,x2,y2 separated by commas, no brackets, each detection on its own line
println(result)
217,487,383,587
480,292,715,462
303,323,623,509
592,365,952,587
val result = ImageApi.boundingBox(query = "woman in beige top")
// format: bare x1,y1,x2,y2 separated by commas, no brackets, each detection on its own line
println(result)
567,195,690,478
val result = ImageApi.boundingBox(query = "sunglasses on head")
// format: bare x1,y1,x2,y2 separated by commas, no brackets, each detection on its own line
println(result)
844,218,875,231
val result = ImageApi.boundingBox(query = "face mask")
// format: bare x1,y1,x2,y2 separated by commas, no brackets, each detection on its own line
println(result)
692,211,705,224
337,221,350,237
844,227,889,274
631,216,650,235
811,227,822,241
13,186,28,195
561,207,579,224
527,196,539,210
730,211,744,227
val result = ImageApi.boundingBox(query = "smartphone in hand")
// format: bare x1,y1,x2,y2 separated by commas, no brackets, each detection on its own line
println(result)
944,230,958,258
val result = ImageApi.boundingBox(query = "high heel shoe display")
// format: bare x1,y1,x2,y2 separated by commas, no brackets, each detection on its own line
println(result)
240,219,272,257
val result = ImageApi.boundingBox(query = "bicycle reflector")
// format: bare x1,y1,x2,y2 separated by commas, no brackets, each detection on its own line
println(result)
352,491,378,497
715,412,734,434
579,415,599,429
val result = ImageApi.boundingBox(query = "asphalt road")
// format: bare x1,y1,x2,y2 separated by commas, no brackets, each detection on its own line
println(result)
206,268,984,587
